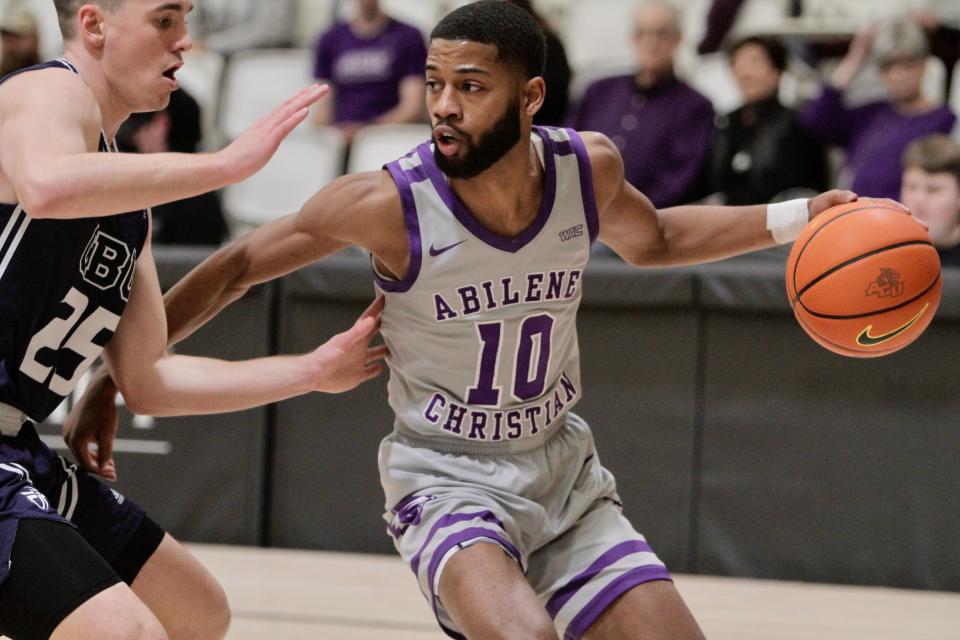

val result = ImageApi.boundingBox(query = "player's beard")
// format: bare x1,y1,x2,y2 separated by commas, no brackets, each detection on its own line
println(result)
434,93,522,180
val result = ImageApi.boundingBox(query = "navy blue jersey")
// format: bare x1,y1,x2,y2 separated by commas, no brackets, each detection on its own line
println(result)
0,59,149,422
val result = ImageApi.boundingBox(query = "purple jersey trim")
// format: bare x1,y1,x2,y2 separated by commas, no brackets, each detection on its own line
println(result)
410,510,505,575
563,565,673,639
566,129,600,245
545,539,655,618
426,528,522,615
415,126,558,254
376,156,424,293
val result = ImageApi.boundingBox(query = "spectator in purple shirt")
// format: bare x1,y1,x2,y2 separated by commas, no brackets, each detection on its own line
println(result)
313,0,427,142
801,18,957,200
568,0,714,208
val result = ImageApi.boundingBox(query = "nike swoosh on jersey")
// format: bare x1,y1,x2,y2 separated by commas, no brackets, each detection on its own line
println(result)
856,303,929,347
429,239,467,257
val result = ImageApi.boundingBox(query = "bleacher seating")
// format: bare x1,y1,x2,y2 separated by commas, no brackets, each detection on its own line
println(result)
347,123,432,174
218,48,314,141
222,127,345,234
923,56,947,106
560,0,636,72
293,0,337,47
337,0,444,36
19,0,63,59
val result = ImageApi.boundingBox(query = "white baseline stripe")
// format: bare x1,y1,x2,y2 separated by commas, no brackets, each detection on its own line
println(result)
0,211,30,280
39,435,173,455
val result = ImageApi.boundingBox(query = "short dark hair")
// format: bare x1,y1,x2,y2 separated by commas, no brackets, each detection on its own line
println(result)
729,35,788,72
53,0,122,39
430,0,546,79
903,135,960,185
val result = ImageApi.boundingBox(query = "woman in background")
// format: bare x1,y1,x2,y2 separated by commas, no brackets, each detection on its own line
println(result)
707,35,827,205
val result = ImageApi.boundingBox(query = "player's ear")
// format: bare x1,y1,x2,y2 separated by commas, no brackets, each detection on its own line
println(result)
523,76,546,118
77,4,107,49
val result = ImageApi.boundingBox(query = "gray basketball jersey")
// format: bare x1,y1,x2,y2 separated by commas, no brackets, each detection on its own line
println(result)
375,127,599,453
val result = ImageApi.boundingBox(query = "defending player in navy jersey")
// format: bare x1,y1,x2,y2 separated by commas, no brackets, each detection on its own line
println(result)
0,1,387,639
70,2,890,639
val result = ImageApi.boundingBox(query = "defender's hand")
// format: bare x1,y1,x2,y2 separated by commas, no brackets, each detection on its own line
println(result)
218,84,329,184
308,296,389,394
62,373,119,481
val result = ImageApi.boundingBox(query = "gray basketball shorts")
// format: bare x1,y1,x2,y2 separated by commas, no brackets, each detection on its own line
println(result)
379,412,672,639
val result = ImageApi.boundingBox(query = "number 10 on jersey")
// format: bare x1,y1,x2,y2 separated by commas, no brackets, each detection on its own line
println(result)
466,313,555,407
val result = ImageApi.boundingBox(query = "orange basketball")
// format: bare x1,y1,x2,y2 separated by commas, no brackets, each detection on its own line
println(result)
785,200,942,357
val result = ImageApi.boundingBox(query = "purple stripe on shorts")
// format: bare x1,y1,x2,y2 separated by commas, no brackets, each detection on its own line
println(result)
545,539,654,618
410,510,505,575
563,565,673,640
426,527,522,615
566,129,600,244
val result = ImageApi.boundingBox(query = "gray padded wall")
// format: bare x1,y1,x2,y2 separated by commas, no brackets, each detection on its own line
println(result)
576,263,699,573
694,263,960,590
269,255,395,552
34,248,960,591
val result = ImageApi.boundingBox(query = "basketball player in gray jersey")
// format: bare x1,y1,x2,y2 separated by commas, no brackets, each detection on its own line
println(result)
0,1,387,639
73,2,869,638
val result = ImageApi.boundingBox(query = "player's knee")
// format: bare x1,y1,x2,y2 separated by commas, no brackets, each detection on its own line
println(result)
130,614,170,640
170,579,230,640
202,581,231,639
74,609,169,640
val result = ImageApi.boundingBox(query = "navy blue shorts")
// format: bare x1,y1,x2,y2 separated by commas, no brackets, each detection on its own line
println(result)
0,422,147,587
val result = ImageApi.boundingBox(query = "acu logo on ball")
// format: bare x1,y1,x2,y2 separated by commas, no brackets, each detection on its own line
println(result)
865,268,904,298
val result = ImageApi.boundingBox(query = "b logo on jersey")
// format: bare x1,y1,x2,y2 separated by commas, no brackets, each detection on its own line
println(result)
80,226,136,300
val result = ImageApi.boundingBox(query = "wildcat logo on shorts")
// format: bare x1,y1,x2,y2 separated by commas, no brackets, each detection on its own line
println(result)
865,268,903,298
19,487,49,511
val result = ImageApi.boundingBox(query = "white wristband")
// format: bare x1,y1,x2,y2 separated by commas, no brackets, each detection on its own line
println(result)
766,198,810,244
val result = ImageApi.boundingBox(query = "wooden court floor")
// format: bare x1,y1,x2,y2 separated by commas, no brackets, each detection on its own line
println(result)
189,544,960,640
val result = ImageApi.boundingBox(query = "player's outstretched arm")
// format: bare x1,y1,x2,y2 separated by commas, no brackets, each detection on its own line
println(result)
164,170,406,345
99,234,386,418
0,69,326,219
586,132,857,266
64,171,404,477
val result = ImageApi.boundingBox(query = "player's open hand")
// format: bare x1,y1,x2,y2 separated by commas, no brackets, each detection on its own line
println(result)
808,189,857,219
218,84,330,184
307,296,389,394
62,370,119,481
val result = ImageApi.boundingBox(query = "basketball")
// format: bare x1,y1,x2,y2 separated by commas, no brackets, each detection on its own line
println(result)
786,200,942,357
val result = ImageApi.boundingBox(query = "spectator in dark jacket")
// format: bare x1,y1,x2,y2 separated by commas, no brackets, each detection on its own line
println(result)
707,36,827,205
